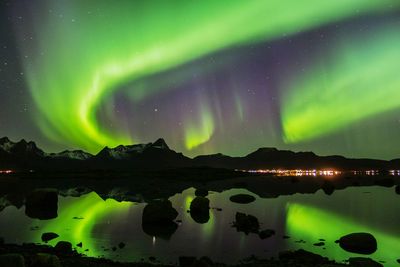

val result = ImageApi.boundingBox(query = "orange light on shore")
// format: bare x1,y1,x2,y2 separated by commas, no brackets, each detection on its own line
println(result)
0,170,14,174
237,168,341,177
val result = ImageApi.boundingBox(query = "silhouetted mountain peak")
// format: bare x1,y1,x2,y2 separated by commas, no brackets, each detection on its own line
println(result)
151,138,169,150
48,149,93,160
0,137,10,144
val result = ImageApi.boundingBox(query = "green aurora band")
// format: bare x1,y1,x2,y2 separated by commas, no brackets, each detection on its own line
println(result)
281,24,400,143
17,0,400,152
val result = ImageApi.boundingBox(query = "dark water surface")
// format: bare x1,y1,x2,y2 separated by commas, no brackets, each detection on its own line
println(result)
0,186,399,266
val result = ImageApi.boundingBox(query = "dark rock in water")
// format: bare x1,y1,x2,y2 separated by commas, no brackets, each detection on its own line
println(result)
319,238,326,241
233,212,260,234
142,220,178,240
33,253,61,267
322,181,335,195
0,254,25,267
397,259,400,264
118,242,125,249
258,229,275,239
348,257,383,267
374,178,394,187
112,246,117,251
76,242,82,248
338,233,377,254
149,256,156,262
41,232,59,243
179,256,196,267
190,197,210,224
283,235,290,239
229,194,256,204
396,185,400,195
142,200,179,240
279,249,328,264
194,188,208,197
313,242,325,246
142,200,178,224
25,189,58,220
54,241,72,254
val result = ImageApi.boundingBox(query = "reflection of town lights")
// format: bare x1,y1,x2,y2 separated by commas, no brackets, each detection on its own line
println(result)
0,170,14,174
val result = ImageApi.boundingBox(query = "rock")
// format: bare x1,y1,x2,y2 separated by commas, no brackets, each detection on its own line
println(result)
314,242,325,246
41,232,59,243
179,256,196,267
258,229,275,239
76,242,82,248
142,200,178,224
54,241,72,254
229,194,256,204
142,200,179,240
190,197,210,224
233,212,259,234
279,249,328,264
33,253,61,267
118,242,125,249
395,185,400,194
195,188,208,197
25,189,58,220
142,220,178,240
374,178,394,187
348,257,383,267
397,259,400,264
0,253,25,267
338,233,377,254
322,181,335,195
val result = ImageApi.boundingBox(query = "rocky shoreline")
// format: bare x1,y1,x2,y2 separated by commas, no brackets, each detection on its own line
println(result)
0,242,387,267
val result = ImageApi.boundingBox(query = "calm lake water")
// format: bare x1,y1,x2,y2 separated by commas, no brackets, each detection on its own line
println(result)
0,186,399,266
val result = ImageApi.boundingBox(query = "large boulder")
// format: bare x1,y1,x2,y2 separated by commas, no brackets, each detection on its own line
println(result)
338,233,377,254
33,253,62,267
0,254,25,267
41,232,59,243
142,200,178,224
233,212,259,234
25,189,58,220
142,221,178,240
54,241,72,254
190,197,210,224
195,188,209,197
395,185,400,195
229,194,256,204
142,200,179,240
348,257,383,267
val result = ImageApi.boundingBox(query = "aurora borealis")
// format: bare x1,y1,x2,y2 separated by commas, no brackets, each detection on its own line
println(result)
1,0,400,158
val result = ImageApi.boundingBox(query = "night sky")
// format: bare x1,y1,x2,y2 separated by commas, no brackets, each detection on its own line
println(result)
0,0,400,159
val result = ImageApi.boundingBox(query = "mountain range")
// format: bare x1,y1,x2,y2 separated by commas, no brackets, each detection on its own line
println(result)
0,136,399,172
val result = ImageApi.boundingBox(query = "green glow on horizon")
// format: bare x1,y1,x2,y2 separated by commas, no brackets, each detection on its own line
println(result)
17,0,400,152
286,203,400,263
281,25,400,143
